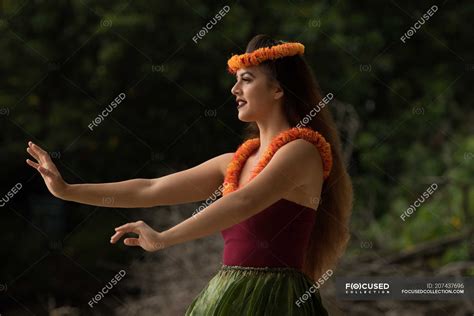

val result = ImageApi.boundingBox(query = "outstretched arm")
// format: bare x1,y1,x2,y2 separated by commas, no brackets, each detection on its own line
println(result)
111,140,323,250
26,140,233,208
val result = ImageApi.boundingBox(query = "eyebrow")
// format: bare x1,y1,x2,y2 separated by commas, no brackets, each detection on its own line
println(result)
236,71,255,78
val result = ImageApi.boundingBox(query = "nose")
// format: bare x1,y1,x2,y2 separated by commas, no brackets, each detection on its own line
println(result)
231,81,241,96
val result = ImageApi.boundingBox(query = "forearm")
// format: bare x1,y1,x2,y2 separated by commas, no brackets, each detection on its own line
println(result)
161,192,255,248
63,179,152,208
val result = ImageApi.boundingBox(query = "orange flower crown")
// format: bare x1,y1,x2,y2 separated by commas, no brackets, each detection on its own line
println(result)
227,42,305,74
222,127,333,196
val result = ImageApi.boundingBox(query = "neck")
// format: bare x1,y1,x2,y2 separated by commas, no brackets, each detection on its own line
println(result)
255,118,291,154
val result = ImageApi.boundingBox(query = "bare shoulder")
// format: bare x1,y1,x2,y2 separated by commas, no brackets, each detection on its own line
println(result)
275,139,324,184
278,139,323,164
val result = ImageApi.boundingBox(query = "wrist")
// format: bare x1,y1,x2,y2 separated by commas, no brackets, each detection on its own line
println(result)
159,229,175,250
60,183,73,201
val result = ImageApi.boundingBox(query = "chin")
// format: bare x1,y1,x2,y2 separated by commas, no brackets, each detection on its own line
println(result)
237,114,254,122
237,110,257,122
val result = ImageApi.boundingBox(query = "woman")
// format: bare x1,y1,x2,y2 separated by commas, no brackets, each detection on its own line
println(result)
26,34,353,315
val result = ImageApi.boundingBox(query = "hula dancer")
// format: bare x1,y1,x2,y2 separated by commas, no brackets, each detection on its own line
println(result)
26,34,353,315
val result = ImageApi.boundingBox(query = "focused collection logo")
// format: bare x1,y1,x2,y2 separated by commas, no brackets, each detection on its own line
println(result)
345,282,390,295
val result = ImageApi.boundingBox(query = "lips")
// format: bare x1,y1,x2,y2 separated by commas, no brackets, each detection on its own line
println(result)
236,99,247,109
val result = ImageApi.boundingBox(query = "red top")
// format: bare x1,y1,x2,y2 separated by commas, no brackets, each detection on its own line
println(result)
221,198,316,269
220,128,333,270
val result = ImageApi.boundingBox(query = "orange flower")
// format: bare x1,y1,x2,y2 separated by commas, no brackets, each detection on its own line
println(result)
222,127,332,196
227,42,305,74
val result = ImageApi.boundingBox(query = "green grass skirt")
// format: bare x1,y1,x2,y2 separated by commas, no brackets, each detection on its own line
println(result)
185,264,329,315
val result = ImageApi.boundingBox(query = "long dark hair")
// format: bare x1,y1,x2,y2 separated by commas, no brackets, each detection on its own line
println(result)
242,34,353,282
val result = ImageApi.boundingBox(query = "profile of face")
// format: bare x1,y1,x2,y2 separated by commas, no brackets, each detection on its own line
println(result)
231,66,284,122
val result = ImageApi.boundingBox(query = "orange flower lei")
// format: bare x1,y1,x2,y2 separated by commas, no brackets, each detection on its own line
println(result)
227,42,305,74
222,127,333,196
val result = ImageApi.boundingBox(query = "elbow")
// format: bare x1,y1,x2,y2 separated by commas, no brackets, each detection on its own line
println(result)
139,179,160,208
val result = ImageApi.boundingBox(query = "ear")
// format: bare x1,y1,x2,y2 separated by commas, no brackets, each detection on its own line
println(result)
272,82,284,100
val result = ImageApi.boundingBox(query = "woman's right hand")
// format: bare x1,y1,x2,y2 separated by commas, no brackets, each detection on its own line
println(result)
26,141,69,199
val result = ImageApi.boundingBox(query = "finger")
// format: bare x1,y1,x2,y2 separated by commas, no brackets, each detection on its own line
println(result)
115,224,140,234
115,223,131,231
28,144,43,160
31,142,47,155
28,145,43,163
30,142,49,160
37,165,53,177
110,230,137,243
115,222,140,232
123,238,140,246
26,147,40,161
27,159,48,177
26,159,40,169
110,230,127,243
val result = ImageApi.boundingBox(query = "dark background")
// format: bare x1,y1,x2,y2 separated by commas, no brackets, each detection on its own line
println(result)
1,0,472,315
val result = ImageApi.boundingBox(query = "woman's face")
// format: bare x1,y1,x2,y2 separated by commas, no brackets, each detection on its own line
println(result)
231,66,283,122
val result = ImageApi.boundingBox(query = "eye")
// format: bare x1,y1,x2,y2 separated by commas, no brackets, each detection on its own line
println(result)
235,76,252,83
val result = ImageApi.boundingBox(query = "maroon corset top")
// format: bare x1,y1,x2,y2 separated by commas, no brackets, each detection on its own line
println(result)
220,127,332,270
221,198,316,270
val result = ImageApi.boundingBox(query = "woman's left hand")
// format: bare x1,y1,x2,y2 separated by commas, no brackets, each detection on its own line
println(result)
110,220,165,252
